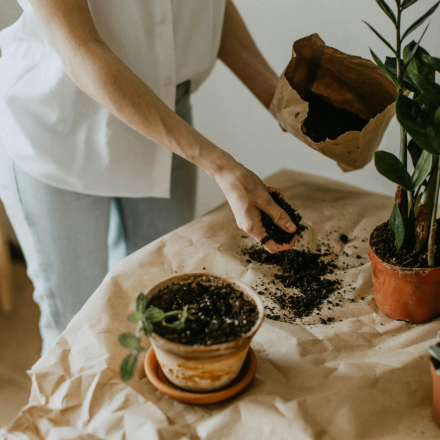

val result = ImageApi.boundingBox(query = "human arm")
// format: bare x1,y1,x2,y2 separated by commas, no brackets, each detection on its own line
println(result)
28,0,297,252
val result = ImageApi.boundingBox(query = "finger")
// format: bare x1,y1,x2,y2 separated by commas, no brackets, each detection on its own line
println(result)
261,195,297,234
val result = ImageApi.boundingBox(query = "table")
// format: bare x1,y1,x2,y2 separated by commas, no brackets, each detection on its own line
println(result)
2,170,439,440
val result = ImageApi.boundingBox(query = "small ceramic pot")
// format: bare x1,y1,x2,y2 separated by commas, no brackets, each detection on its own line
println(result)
430,346,440,428
145,273,264,392
368,233,440,324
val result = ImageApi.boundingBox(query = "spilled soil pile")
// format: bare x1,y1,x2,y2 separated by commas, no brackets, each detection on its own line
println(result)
370,220,440,268
261,192,307,245
242,244,342,322
149,276,259,345
301,90,369,143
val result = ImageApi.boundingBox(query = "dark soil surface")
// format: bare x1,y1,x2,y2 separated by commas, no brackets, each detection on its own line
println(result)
149,276,259,346
301,90,369,143
370,220,440,268
261,192,307,245
242,244,342,322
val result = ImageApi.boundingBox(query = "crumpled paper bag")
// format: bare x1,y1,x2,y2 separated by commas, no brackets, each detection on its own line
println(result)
270,34,397,171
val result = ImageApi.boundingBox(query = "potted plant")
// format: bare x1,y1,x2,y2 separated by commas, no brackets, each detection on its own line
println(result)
365,0,440,323
118,273,264,392
429,333,440,427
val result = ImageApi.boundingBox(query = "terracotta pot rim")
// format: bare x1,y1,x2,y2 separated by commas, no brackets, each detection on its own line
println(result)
369,227,440,275
145,272,265,356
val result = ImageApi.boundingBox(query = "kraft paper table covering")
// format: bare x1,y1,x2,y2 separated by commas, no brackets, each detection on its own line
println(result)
2,170,439,440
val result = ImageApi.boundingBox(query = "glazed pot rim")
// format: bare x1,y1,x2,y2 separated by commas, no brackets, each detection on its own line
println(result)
369,227,440,275
145,272,265,356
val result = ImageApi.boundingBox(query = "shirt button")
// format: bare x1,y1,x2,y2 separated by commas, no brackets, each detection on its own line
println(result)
160,15,168,25
163,77,172,87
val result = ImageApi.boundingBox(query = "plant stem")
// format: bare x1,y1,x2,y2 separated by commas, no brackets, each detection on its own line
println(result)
428,158,440,266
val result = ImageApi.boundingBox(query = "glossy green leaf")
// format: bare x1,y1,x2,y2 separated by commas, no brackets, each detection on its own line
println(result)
389,202,406,248
402,0,420,9
435,107,440,124
376,0,397,24
403,35,434,79
128,311,143,323
401,1,440,40
119,332,140,350
429,345,440,362
142,318,154,337
120,353,138,381
375,151,412,190
385,57,418,92
370,50,399,88
144,307,165,323
136,293,147,312
411,74,440,107
396,94,440,155
408,139,423,167
411,150,433,189
364,22,396,53
422,55,440,72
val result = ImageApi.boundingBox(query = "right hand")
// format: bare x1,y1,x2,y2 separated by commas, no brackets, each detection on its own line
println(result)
214,161,298,253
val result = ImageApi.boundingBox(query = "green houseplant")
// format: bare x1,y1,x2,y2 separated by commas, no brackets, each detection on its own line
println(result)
365,0,440,323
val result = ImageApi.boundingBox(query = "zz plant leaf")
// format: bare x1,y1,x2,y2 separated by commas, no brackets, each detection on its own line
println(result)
411,150,432,190
422,54,440,72
389,202,406,248
401,1,440,40
411,74,440,107
376,0,397,25
374,151,412,190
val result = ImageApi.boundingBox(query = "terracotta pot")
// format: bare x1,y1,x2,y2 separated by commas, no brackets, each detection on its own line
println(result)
368,234,440,324
430,351,440,428
145,273,264,392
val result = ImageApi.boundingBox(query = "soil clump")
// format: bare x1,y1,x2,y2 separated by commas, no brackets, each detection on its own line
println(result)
370,221,440,268
261,192,306,245
301,90,369,143
149,276,258,346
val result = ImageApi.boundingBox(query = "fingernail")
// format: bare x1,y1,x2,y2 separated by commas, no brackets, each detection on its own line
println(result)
285,221,297,233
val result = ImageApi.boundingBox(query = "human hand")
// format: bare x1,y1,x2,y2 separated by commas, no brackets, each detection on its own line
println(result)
214,162,298,253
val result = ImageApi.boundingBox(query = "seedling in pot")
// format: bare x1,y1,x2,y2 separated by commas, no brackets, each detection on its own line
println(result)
118,293,189,381
429,331,440,375
366,0,440,267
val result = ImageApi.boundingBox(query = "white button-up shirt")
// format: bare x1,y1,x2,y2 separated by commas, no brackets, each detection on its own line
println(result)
0,0,226,197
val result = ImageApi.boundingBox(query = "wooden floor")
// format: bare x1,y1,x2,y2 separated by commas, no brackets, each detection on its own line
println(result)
0,262,41,428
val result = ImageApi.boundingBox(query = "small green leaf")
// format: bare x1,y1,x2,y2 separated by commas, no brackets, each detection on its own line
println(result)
136,293,147,312
408,139,423,167
376,0,397,24
384,56,418,92
119,332,140,350
128,311,143,323
402,0,420,9
375,151,412,190
142,318,154,337
120,353,138,381
422,55,440,72
401,1,440,40
389,202,405,248
144,307,165,323
364,22,396,54
411,74,440,107
411,150,432,190
370,49,399,88
403,33,433,79
429,345,440,362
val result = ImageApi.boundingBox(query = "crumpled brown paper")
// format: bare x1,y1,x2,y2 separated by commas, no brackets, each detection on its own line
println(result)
2,170,439,440
270,34,397,171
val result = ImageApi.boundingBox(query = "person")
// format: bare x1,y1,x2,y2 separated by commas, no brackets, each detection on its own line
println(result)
0,0,297,354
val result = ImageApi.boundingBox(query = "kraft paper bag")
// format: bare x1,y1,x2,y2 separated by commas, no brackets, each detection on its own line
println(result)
270,34,397,171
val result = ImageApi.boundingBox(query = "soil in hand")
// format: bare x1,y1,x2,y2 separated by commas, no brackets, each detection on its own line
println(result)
370,221,440,268
149,276,259,346
261,192,306,245
242,244,342,321
301,90,369,143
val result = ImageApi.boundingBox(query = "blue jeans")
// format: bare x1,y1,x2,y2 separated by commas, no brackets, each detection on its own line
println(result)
0,81,196,354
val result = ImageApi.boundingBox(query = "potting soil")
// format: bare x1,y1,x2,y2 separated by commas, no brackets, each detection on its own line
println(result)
370,220,440,268
301,90,369,143
148,276,259,345
261,191,306,245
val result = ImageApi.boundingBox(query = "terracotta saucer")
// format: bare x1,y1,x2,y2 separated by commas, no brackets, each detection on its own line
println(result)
144,346,257,405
